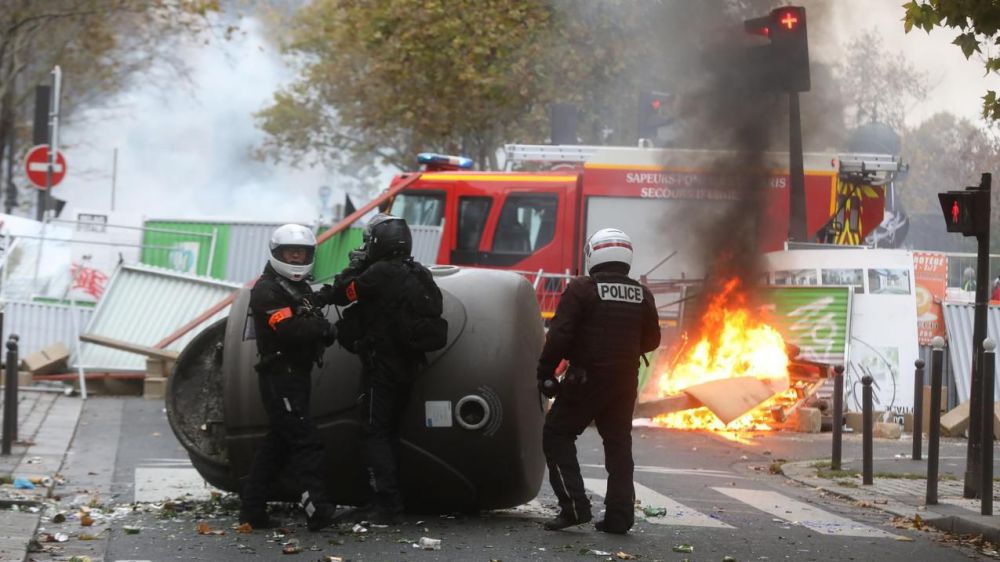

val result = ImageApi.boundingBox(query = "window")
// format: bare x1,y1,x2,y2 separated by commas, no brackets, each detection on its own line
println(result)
773,269,818,286
392,192,444,226
457,197,491,251
822,268,865,294
868,269,911,295
492,195,557,254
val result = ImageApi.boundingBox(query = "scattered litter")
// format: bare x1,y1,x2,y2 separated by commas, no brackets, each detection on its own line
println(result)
672,544,694,553
282,544,302,554
123,526,141,535
13,477,35,490
418,537,442,550
236,523,253,534
68,556,91,562
740,455,749,461
582,549,611,556
352,523,368,534
39,532,69,543
78,533,102,541
616,552,635,560
80,514,94,526
25,456,42,464
324,557,344,562
642,506,667,517
894,536,914,542
723,557,736,562
196,521,225,535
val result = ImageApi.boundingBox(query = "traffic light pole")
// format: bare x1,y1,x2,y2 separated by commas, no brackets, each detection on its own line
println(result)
965,174,992,499
788,92,807,242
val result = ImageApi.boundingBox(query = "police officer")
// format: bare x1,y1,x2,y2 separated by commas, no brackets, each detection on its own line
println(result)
537,228,660,534
240,224,338,532
329,213,440,524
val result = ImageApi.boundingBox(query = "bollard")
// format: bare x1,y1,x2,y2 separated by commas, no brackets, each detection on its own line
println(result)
927,336,945,505
981,339,995,516
913,358,925,461
862,374,874,485
1,335,17,455
832,365,845,471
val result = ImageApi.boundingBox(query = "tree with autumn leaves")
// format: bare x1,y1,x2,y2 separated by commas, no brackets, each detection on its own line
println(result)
0,0,225,212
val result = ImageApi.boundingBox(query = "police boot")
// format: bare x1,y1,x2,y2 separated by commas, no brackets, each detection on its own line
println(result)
594,518,629,534
543,511,592,531
307,503,337,532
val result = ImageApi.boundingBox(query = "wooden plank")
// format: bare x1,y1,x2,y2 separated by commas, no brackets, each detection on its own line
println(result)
80,333,180,361
633,393,704,418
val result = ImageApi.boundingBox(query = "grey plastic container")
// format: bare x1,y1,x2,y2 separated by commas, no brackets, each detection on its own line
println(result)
166,266,546,512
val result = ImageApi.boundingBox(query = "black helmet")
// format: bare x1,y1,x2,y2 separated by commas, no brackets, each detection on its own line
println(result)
365,213,412,261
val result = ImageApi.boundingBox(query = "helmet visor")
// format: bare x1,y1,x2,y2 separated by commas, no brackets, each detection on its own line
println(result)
272,245,315,265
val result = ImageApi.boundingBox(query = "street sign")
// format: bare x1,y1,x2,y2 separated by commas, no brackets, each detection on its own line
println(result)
24,144,67,189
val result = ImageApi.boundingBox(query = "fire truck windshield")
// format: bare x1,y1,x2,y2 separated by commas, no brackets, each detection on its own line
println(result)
392,192,445,226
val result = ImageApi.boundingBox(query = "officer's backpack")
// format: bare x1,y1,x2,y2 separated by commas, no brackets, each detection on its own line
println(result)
394,259,448,353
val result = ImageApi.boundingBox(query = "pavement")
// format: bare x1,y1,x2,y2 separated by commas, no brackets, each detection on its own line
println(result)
0,388,1000,562
0,386,83,562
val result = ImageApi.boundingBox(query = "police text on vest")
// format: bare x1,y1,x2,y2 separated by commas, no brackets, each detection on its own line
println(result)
596,283,644,304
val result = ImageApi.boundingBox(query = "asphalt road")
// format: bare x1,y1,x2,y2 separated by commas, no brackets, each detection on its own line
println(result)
41,398,993,562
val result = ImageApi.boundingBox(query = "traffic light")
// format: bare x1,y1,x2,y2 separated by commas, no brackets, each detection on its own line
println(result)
938,185,990,237
743,6,810,92
637,90,673,143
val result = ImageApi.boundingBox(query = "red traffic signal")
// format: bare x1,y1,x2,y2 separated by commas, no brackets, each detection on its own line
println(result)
743,6,810,92
938,187,990,237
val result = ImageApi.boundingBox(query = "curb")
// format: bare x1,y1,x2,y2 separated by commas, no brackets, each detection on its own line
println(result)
781,459,1000,541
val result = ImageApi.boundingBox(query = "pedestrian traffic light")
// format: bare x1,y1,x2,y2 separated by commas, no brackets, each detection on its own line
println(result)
938,187,990,237
637,90,673,143
743,6,810,92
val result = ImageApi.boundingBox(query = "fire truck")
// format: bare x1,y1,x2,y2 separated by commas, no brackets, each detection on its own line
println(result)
379,144,900,283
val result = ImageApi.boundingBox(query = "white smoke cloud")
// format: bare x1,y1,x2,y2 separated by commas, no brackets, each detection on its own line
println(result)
56,17,384,225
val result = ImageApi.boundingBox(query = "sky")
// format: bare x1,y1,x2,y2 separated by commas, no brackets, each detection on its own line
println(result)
46,1,1000,227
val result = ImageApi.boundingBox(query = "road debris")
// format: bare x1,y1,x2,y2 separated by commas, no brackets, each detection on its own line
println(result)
672,544,694,553
642,506,667,517
196,521,225,535
418,536,442,550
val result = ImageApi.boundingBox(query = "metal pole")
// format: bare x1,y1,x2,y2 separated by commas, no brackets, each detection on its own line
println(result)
913,359,925,460
788,92,806,242
928,336,945,505
966,172,992,499
862,374,874,485
2,335,17,455
832,365,844,471
981,339,995,516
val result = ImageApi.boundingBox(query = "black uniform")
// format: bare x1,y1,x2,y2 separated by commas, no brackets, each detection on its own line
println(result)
537,262,660,532
330,255,431,517
241,263,335,527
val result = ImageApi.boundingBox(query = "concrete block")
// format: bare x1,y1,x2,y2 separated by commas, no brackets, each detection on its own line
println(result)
874,421,902,439
146,357,167,378
940,400,970,437
20,342,70,374
845,411,863,432
143,377,167,400
902,412,914,433
794,407,821,433
17,370,32,387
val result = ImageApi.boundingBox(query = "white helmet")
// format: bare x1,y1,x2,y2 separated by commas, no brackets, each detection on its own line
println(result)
268,224,317,281
585,228,633,274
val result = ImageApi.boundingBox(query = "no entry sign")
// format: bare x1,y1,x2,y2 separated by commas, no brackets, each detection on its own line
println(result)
24,144,67,189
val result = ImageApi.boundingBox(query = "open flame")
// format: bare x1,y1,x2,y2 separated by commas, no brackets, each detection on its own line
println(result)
653,277,797,433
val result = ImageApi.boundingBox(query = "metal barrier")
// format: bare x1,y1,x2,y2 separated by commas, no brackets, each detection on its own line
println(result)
927,336,945,505
862,374,874,485
982,338,996,516
913,359,925,461
832,365,844,470
2,335,18,455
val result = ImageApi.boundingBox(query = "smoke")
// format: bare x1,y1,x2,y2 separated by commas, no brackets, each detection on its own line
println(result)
55,16,371,225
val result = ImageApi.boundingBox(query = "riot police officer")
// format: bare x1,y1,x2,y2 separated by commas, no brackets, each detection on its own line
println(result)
537,228,661,534
240,224,338,531
329,213,444,525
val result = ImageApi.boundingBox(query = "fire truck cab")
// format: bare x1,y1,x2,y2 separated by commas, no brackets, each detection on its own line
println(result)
385,145,898,281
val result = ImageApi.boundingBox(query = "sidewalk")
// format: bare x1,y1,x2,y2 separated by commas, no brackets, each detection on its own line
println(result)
782,453,1000,544
0,388,83,562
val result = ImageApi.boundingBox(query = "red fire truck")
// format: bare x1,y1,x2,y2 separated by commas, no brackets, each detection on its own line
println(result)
380,144,897,282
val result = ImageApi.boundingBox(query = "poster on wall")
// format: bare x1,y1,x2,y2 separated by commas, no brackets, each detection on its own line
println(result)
912,251,948,345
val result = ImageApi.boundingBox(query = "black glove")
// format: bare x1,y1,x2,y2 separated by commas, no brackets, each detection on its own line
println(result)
348,245,369,270
538,378,559,399
316,284,336,307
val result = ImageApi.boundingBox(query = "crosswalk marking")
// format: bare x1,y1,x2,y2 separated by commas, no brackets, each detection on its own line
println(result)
712,487,900,538
581,464,746,480
583,478,734,528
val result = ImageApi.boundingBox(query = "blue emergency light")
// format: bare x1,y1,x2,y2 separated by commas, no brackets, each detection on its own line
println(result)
417,153,474,170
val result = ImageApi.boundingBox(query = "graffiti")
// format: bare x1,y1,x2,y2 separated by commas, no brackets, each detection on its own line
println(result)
785,296,839,361
71,264,109,300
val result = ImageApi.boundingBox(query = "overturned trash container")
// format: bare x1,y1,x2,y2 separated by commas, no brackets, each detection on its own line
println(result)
166,266,546,512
